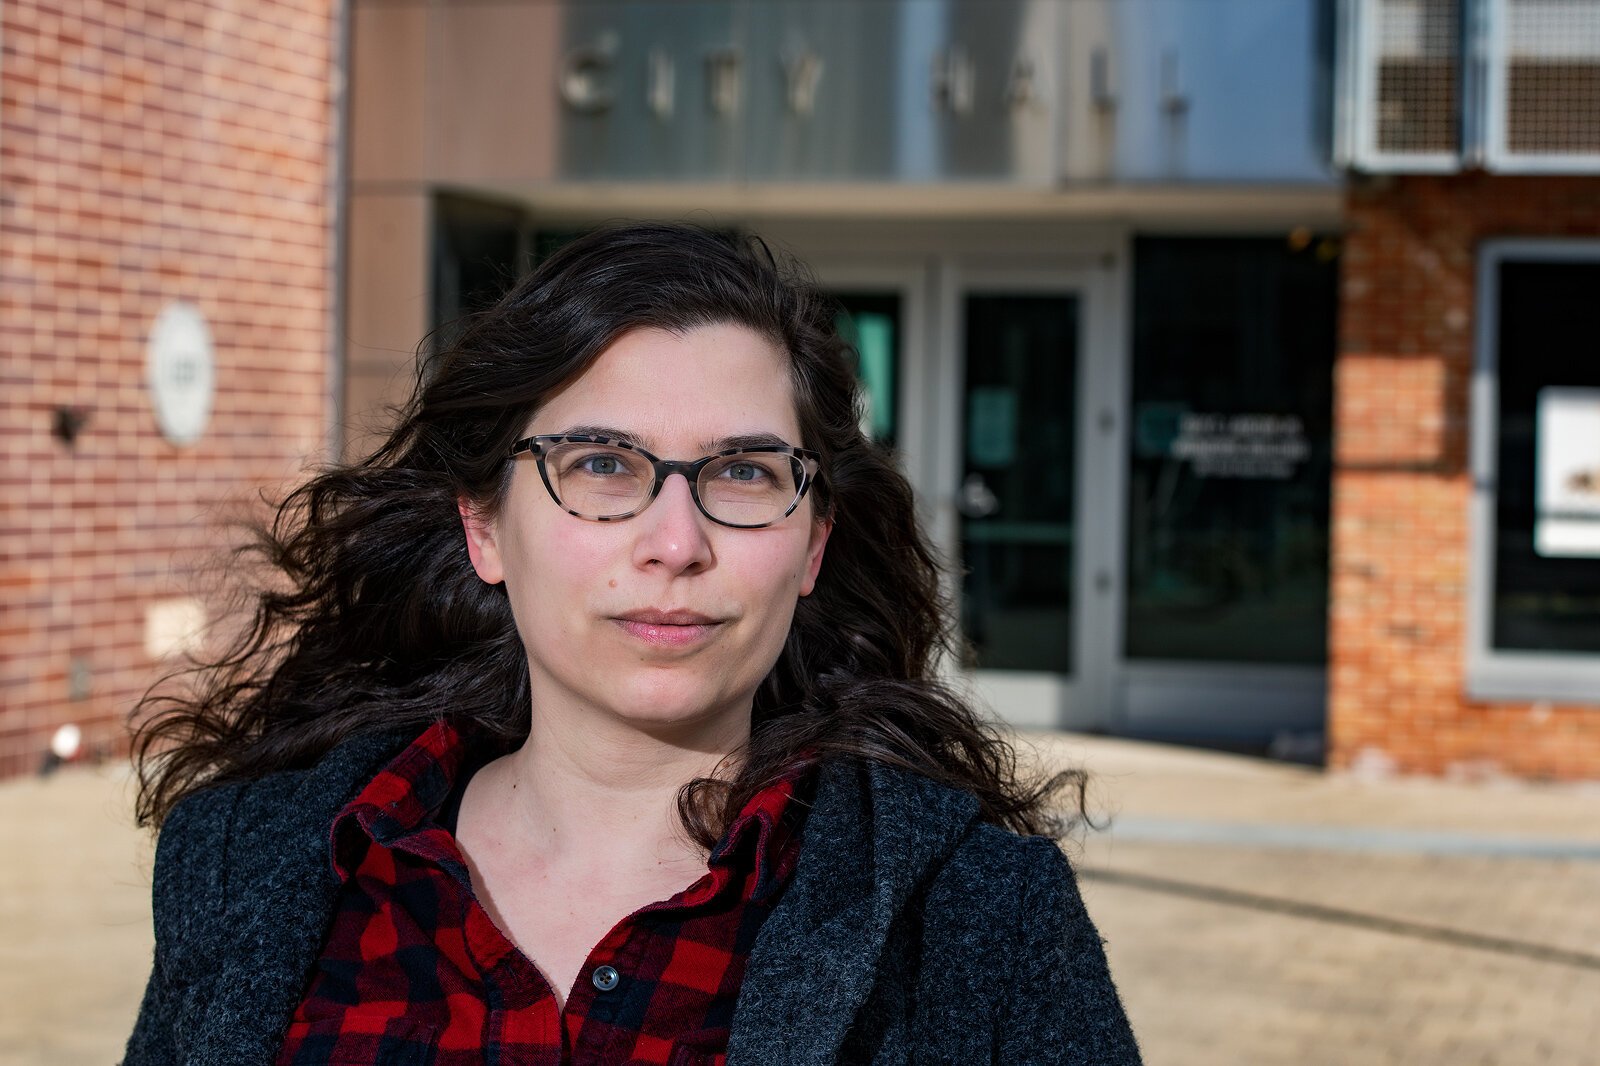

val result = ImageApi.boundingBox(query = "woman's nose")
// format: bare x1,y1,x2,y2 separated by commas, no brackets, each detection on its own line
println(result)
632,472,714,574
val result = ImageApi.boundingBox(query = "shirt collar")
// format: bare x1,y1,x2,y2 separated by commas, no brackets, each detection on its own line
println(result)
329,720,811,904
335,719,465,843
706,763,811,904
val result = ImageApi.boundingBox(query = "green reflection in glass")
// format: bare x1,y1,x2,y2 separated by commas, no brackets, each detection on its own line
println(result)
833,293,900,448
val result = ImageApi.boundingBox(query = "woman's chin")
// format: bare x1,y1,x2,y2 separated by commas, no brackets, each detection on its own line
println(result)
602,678,752,737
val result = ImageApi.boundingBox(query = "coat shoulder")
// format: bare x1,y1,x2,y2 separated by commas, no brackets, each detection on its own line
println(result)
149,729,413,964
918,818,1076,954
917,820,1143,1063
953,817,1069,871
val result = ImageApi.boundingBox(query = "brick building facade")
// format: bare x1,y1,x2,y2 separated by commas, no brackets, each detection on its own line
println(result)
5,0,1600,782
0,0,340,776
1330,175,1600,780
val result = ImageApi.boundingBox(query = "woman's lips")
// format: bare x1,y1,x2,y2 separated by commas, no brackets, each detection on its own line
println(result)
612,610,725,648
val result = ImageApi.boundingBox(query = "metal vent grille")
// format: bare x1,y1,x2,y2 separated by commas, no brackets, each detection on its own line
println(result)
1374,0,1460,154
1340,0,1600,172
1337,0,1463,170
1500,0,1600,160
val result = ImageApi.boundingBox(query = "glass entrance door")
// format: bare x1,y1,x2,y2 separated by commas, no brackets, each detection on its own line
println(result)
952,279,1112,730
815,250,1114,733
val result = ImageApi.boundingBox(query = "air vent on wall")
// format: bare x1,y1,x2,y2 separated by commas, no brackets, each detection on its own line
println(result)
1338,0,1463,172
1487,0,1600,171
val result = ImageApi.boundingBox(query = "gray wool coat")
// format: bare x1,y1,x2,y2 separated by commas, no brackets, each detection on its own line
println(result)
124,730,1141,1065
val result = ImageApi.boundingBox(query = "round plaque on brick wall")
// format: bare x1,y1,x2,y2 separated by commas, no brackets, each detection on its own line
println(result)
146,301,216,446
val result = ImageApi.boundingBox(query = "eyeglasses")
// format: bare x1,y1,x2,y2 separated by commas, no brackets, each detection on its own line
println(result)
508,434,822,529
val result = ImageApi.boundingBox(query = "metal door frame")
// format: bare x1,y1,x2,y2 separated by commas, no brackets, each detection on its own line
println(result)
941,255,1126,731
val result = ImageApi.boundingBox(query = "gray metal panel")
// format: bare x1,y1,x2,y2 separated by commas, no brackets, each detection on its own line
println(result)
738,1,905,179
933,0,1061,180
1108,0,1336,183
740,0,1063,182
546,0,1333,186
558,3,744,180
556,0,1062,183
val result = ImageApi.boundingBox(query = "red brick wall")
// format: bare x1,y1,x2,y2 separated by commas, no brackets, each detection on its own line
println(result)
0,1,339,777
1330,173,1600,780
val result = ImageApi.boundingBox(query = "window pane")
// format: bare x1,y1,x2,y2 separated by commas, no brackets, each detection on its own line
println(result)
433,195,530,343
1125,236,1337,664
833,293,900,448
1492,259,1600,653
960,295,1078,673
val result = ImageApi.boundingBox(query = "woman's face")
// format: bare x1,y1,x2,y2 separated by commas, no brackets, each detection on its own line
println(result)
461,323,830,740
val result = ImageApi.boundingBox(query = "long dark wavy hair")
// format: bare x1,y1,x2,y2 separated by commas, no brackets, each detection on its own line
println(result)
133,221,1082,845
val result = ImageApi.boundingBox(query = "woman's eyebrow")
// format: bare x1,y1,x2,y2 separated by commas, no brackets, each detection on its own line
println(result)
555,426,795,452
559,424,645,446
710,432,794,451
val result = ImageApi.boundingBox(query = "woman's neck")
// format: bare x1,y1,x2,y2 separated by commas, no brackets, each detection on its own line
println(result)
468,702,748,874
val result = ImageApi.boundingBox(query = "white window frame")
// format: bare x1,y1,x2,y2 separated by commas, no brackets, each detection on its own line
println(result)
1483,0,1600,174
1467,239,1600,703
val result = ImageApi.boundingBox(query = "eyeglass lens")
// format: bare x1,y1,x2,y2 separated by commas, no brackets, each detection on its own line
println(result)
542,442,804,526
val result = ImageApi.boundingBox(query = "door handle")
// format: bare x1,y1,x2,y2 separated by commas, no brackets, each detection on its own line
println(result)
958,472,1000,518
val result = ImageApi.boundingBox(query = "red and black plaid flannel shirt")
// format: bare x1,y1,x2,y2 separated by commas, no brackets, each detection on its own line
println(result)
276,720,809,1066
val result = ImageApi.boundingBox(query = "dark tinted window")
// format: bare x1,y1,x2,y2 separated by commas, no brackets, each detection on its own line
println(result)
1492,259,1600,653
432,195,530,347
1125,236,1337,665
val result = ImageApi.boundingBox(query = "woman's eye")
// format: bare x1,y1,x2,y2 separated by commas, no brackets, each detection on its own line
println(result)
576,453,626,476
722,461,772,483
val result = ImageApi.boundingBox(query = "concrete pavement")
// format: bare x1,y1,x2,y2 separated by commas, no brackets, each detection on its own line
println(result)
3,734,1598,1065
1019,732,1600,1066
1,764,153,1066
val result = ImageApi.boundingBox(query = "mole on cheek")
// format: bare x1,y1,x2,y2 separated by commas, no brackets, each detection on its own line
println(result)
608,579,617,588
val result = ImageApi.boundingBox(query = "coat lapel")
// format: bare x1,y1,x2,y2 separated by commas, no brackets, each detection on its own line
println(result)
186,731,408,1066
727,759,980,1066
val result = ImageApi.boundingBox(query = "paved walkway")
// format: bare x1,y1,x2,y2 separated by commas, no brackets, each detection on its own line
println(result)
3,735,1598,1065
1019,733,1600,1066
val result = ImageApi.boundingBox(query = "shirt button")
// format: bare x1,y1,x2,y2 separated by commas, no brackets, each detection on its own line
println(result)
592,965,620,992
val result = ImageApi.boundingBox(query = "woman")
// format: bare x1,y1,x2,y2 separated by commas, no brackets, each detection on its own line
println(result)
126,223,1140,1065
